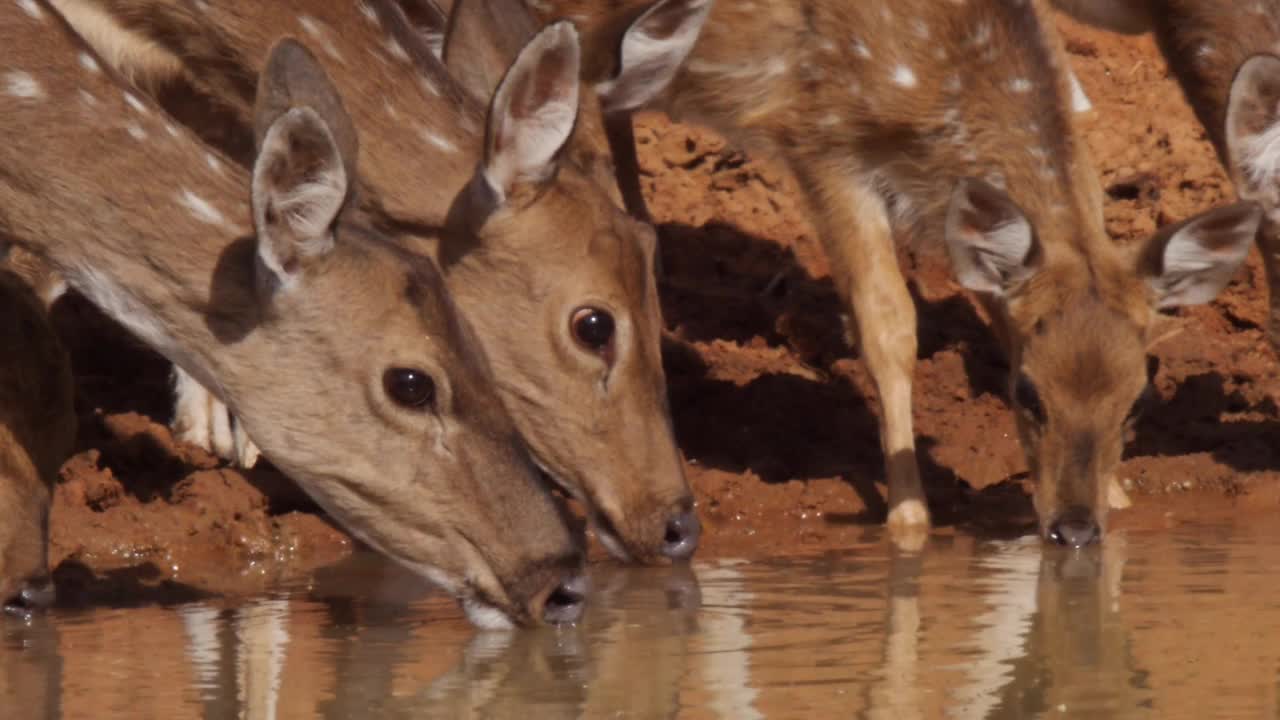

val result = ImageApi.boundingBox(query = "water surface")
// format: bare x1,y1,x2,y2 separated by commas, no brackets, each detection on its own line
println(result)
5,520,1279,718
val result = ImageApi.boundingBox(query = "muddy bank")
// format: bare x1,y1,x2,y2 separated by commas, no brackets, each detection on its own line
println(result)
41,15,1280,598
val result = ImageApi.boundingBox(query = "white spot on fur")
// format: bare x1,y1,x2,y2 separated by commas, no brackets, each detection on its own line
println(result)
298,15,343,62
123,91,148,114
78,52,100,74
17,0,41,20
944,73,962,93
879,6,892,21
419,75,440,97
971,22,992,47
383,99,400,120
849,79,862,95
178,189,227,227
1008,78,1032,93
986,171,1008,189
911,19,930,39
298,14,321,36
126,122,147,141
1069,70,1093,114
78,89,98,107
818,113,840,127
764,57,788,78
165,122,179,137
205,153,223,174
851,38,871,59
385,37,410,63
4,71,42,99
892,65,917,88
418,126,457,153
358,1,377,23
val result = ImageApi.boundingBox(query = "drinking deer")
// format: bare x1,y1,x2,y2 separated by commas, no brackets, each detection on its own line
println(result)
0,259,75,615
533,0,1263,545
1050,0,1280,352
1,1,586,627
50,0,702,563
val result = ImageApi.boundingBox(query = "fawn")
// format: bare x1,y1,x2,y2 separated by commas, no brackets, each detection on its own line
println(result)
48,0,703,563
531,0,1263,545
1,1,585,627
0,257,75,615
1052,0,1280,351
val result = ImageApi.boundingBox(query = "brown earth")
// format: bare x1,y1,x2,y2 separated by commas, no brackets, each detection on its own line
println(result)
40,16,1280,603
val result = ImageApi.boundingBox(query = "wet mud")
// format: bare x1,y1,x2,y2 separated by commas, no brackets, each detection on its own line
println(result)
40,15,1280,600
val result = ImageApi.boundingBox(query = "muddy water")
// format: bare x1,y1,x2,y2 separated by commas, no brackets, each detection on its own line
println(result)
5,521,1280,719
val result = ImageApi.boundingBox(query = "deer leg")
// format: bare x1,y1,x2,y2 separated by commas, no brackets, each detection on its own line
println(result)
799,166,930,537
232,416,261,469
603,111,652,223
172,367,240,462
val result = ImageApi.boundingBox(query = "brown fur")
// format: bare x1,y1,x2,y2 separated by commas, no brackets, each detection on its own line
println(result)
2,1,581,626
0,267,75,611
536,0,1260,543
48,0,694,562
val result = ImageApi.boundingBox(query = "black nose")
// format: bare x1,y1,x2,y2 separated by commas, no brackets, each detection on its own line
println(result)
3,575,54,616
542,572,588,625
1048,506,1101,548
661,509,702,561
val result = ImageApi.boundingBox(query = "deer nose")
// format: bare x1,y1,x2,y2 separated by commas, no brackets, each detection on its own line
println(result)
538,571,588,625
661,508,702,561
3,574,54,616
1048,506,1101,548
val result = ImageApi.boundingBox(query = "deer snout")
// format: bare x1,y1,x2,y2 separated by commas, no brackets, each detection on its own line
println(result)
1047,506,1102,548
660,507,702,561
2,574,54,617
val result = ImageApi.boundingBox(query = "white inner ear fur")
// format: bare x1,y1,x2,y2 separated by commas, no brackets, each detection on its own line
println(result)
594,0,712,113
1148,208,1261,308
1238,119,1280,194
483,25,580,201
251,107,347,286
945,189,1036,297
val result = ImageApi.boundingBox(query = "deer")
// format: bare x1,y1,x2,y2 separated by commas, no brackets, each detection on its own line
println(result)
46,0,705,563
1,0,589,628
0,256,76,616
1050,1,1280,353
522,0,1264,546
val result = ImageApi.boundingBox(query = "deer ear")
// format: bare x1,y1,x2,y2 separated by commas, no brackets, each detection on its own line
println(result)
396,0,449,60
250,40,354,291
594,0,712,113
254,38,359,184
481,21,580,200
1137,202,1261,309
251,107,347,290
1227,54,1280,223
944,178,1042,297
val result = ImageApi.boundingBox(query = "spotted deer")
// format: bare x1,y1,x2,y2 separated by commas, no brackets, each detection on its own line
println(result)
1051,0,1280,352
2,1,589,627
533,0,1263,545
0,258,75,615
49,0,702,563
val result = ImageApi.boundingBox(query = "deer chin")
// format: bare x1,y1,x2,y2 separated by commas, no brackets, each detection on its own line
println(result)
462,597,519,631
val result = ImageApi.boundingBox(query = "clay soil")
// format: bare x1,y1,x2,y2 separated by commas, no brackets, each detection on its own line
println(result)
41,15,1280,602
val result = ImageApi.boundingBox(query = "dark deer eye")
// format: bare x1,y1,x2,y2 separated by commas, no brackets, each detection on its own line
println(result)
571,307,615,352
1014,374,1045,424
383,368,436,410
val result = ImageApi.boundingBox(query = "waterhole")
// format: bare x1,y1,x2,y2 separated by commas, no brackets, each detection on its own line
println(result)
4,520,1278,718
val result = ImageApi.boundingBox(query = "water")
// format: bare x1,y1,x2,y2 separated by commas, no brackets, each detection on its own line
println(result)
5,520,1280,719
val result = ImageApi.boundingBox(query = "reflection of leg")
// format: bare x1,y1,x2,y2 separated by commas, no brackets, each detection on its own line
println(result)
870,547,925,720
797,166,929,539
234,598,290,720
697,561,763,720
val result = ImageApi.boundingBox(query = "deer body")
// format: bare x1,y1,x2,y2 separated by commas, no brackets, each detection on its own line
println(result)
539,0,1263,543
0,263,75,614
2,1,585,627
1051,0,1280,350
49,0,700,562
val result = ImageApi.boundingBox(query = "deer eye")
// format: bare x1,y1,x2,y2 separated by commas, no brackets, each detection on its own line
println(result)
383,368,436,410
1014,374,1045,424
571,307,615,353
